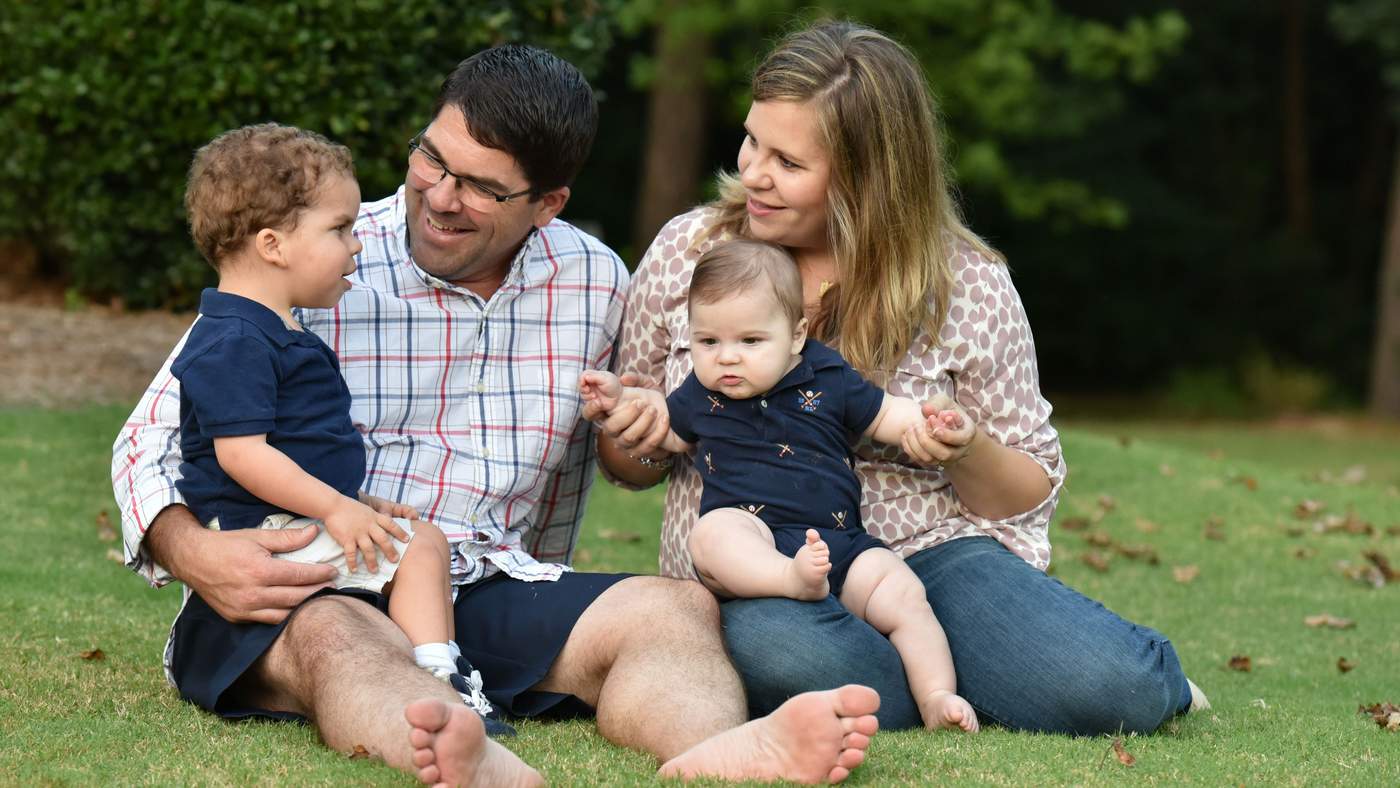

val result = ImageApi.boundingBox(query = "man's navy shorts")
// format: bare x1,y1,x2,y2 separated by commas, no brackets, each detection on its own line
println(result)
168,571,632,720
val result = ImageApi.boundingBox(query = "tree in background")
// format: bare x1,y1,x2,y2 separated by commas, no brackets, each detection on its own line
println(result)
1332,0,1400,417
619,0,1187,254
0,1,619,308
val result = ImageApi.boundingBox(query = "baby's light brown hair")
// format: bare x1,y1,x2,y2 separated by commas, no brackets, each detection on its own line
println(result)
185,123,354,269
688,239,804,328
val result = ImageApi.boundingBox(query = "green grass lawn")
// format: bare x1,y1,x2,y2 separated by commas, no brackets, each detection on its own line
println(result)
2,406,1397,785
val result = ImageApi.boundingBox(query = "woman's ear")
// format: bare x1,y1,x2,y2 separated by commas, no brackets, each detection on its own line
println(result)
253,228,290,269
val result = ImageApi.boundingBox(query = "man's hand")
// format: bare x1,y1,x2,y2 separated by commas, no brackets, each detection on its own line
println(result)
323,496,411,575
147,506,338,624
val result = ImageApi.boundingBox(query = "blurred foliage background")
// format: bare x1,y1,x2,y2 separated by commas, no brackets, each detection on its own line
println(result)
2,0,1398,417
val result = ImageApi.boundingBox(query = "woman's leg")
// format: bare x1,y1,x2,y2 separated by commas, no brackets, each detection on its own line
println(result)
720,595,923,727
906,536,1191,735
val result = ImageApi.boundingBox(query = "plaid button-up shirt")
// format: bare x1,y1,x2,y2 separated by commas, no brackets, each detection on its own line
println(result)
113,187,628,587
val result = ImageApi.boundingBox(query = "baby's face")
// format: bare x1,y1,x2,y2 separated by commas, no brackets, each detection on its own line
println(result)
689,289,805,399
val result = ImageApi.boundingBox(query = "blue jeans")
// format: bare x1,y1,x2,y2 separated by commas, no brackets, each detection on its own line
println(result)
720,535,1190,734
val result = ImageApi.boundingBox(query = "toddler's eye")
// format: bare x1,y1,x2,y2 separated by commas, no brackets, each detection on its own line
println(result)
742,337,761,345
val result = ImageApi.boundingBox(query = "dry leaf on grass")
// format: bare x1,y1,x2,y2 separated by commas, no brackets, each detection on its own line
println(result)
1303,614,1355,629
1387,525,1400,537
1158,464,1176,477
1113,543,1160,564
1228,655,1252,672
1060,516,1090,531
1080,551,1111,573
349,744,371,759
1315,510,1374,536
1337,657,1357,673
1203,515,1226,541
1358,702,1400,731
1117,435,1133,448
1233,475,1259,491
1292,546,1317,559
1173,565,1200,583
1084,531,1114,548
1135,518,1159,534
1294,499,1326,519
596,529,642,543
1362,551,1398,581
105,548,124,564
1111,738,1136,766
95,510,116,542
79,648,105,661
1097,494,1117,512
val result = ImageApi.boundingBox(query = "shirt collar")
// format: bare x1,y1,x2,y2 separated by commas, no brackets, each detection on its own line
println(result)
769,339,845,392
197,288,311,348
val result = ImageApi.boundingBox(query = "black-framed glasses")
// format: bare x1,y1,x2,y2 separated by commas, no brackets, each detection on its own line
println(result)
407,132,532,208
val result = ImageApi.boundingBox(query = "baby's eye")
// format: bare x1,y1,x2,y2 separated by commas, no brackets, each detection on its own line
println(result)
698,338,718,346
741,337,761,345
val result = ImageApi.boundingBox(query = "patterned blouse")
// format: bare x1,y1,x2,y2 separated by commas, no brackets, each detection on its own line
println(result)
611,207,1066,579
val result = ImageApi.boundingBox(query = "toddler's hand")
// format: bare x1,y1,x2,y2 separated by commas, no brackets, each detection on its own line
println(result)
323,496,407,575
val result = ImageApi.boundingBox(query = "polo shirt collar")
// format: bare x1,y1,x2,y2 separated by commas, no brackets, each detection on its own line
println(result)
768,339,844,393
197,288,309,349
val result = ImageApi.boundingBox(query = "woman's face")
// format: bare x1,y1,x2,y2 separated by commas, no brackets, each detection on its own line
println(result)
737,100,831,252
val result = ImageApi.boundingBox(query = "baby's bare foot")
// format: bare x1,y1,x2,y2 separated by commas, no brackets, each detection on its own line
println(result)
784,529,831,600
404,699,542,787
658,684,880,784
919,690,979,733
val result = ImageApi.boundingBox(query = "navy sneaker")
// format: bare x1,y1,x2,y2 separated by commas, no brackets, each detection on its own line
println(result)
427,665,517,737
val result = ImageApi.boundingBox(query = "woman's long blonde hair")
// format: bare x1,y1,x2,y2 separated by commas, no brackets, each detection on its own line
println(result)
702,20,1001,377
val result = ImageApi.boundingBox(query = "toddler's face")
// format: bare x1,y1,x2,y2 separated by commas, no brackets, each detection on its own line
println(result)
689,288,805,399
280,173,363,309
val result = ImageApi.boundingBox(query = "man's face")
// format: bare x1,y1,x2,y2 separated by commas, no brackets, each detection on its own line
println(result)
404,105,568,294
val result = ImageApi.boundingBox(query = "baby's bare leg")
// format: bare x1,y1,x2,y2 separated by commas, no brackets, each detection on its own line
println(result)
839,548,978,732
386,521,454,646
689,510,830,601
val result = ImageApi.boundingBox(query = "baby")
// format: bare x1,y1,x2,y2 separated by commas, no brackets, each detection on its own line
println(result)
582,238,978,732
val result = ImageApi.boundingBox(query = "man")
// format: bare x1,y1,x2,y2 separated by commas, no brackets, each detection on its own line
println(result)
113,45,878,786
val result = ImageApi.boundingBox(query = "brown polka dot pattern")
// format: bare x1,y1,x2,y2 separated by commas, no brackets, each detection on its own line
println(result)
609,208,1066,578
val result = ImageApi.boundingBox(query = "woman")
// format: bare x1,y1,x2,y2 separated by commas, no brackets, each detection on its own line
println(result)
590,19,1203,734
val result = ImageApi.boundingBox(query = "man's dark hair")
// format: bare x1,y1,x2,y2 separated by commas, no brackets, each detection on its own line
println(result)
432,44,597,197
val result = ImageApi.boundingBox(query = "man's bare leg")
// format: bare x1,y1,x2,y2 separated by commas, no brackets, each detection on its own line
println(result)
534,576,879,782
236,595,540,786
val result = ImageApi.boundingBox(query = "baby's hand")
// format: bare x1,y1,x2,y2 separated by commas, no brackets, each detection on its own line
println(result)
902,395,978,468
323,496,407,575
579,370,625,419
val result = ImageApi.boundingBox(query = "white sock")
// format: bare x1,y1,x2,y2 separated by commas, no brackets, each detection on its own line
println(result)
413,642,456,675
448,640,462,662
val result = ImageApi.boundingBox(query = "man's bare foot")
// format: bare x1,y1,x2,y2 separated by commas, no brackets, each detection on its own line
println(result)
784,529,831,600
404,699,542,788
918,690,979,733
657,684,880,784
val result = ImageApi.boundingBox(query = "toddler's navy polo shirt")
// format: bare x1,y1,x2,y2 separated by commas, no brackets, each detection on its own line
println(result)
172,289,365,532
667,339,885,531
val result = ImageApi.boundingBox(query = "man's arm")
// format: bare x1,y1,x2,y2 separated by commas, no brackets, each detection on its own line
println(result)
144,504,336,624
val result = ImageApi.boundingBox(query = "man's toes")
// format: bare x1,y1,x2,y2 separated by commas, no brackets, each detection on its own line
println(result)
405,698,451,732
832,684,881,717
836,747,867,770
842,732,870,750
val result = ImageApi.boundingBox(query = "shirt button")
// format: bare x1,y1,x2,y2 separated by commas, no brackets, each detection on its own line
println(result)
760,400,768,408
475,383,486,393
481,448,491,459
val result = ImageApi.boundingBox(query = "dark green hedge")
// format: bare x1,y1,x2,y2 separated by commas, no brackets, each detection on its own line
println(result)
0,1,618,307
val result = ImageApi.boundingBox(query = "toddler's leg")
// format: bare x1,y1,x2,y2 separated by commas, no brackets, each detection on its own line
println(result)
689,510,830,601
385,521,454,646
839,549,978,732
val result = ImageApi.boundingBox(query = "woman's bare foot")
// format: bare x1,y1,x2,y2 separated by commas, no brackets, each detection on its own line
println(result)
784,529,832,600
657,684,880,784
404,699,542,787
918,690,979,732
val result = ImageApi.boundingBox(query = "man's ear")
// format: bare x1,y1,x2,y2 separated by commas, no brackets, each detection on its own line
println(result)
530,187,570,229
253,228,290,269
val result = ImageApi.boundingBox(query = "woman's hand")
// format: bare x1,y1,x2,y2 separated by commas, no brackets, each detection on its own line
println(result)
585,373,673,460
901,394,979,468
